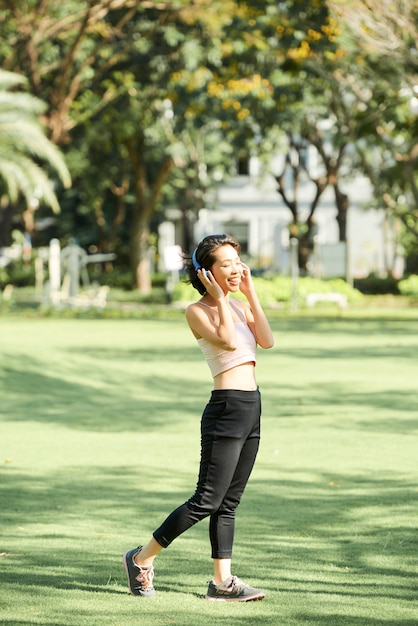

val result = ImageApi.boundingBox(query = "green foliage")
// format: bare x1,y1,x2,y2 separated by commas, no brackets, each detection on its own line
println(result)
327,0,418,244
398,274,418,298
0,261,35,289
87,267,168,292
0,70,70,212
354,273,400,295
1,0,417,288
401,223,418,273
171,277,198,303
290,276,362,300
90,266,135,291
0,0,340,285
172,274,363,307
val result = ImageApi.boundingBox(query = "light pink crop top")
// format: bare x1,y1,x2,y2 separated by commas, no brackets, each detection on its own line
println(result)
196,300,257,377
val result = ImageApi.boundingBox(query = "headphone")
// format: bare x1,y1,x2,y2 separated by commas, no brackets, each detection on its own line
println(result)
192,248,202,271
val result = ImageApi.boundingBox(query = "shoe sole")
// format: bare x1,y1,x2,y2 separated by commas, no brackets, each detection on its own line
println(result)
205,592,265,602
123,551,138,596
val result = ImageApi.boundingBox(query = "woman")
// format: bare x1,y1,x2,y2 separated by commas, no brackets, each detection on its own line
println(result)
124,234,274,601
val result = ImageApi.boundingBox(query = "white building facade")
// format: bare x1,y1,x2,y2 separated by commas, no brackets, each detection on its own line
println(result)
192,156,404,280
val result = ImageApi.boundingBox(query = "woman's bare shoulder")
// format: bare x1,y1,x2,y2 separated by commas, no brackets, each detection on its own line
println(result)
230,298,250,313
186,300,211,321
230,297,247,308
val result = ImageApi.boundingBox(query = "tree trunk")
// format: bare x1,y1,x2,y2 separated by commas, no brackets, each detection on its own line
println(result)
125,132,174,291
130,214,152,293
298,220,315,272
334,184,348,241
0,200,16,248
275,137,328,272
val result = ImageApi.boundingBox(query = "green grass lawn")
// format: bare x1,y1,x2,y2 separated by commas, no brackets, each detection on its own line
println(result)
1,311,417,626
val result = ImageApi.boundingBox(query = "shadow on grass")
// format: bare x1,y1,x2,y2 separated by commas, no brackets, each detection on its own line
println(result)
0,347,206,432
282,344,418,360
0,622,69,626
261,382,418,431
1,316,417,623
0,463,192,591
2,320,417,433
269,317,418,337
66,344,203,363
1,460,416,612
293,617,417,626
241,469,417,608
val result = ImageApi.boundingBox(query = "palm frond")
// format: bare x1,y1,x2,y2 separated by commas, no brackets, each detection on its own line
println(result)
0,69,27,91
0,69,71,211
0,155,61,213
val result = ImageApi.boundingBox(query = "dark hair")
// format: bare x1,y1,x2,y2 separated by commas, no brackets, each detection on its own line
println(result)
184,234,241,295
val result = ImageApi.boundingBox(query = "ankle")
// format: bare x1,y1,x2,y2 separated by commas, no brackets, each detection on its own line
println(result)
134,554,154,568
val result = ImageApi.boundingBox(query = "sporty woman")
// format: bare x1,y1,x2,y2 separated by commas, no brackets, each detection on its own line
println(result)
124,234,274,601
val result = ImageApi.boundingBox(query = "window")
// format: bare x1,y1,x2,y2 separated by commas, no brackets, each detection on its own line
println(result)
224,222,249,254
237,155,250,176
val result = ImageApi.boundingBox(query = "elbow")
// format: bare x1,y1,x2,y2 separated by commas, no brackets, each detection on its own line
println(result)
260,337,275,349
220,339,237,351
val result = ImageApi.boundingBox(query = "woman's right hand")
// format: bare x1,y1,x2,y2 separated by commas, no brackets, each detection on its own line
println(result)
197,268,225,301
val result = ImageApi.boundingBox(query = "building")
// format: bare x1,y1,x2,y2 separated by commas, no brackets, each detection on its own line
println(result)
192,155,404,280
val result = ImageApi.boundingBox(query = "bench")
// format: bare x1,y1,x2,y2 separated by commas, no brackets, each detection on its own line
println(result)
69,285,109,309
306,292,348,309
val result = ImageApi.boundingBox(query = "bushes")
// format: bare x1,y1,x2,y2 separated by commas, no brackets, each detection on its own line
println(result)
398,274,418,298
353,273,418,299
172,274,363,308
292,276,363,303
5,256,415,309
354,273,400,295
0,261,35,289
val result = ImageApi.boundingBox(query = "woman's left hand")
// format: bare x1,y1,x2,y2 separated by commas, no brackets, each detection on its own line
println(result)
239,262,254,297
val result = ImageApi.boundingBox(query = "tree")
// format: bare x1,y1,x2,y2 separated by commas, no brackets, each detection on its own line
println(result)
207,1,345,271
327,0,418,271
0,69,70,247
0,0,244,289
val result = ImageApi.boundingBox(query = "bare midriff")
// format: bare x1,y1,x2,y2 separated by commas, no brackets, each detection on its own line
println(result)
212,361,257,391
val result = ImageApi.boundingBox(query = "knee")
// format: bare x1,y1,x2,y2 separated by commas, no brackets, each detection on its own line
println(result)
187,496,225,518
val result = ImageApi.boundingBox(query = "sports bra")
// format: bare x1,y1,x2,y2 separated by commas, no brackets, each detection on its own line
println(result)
196,299,257,378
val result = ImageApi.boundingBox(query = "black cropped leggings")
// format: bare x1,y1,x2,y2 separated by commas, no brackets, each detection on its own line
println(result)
153,388,261,559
